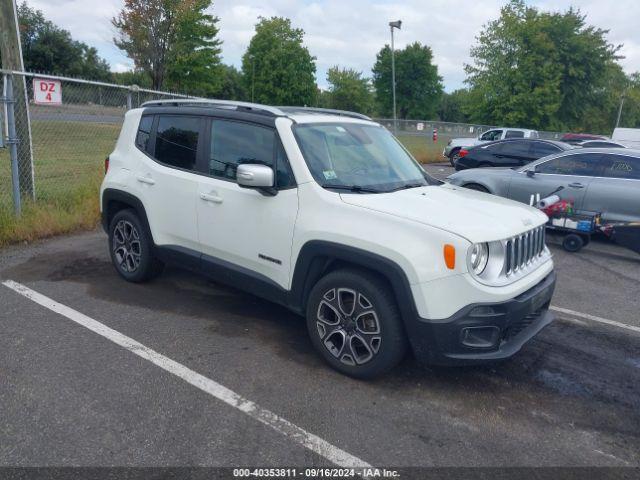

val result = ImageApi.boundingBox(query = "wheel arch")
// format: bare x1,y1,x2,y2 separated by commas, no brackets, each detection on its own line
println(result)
289,241,419,325
461,182,492,193
102,189,153,242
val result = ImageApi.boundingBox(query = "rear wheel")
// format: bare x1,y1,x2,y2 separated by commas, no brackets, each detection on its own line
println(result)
463,183,489,193
306,269,407,379
109,209,164,282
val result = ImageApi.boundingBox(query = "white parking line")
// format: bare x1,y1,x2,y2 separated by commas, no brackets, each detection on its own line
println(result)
551,305,640,334
2,280,371,469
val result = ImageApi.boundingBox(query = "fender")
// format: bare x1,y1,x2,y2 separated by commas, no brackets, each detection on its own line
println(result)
288,240,420,325
101,188,153,241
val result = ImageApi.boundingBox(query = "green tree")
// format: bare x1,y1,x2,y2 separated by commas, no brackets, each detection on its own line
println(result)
437,89,472,123
465,0,620,130
8,2,111,80
325,67,373,114
112,0,222,91
372,42,443,119
241,17,316,105
211,65,248,100
164,0,222,94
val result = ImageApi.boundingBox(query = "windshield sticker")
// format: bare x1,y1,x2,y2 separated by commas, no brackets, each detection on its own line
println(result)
323,170,338,180
336,126,346,133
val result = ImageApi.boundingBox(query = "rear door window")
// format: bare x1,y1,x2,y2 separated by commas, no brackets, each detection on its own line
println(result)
505,130,525,139
154,115,201,171
530,141,561,158
500,141,530,157
536,153,602,176
600,154,640,180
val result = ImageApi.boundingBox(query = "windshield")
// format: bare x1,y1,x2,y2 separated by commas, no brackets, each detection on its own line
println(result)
293,123,439,193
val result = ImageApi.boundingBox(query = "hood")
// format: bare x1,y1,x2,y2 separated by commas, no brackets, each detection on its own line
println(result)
450,137,482,148
340,183,547,243
447,167,513,184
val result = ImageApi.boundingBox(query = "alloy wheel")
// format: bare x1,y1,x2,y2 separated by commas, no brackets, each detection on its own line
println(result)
316,288,382,366
112,220,142,273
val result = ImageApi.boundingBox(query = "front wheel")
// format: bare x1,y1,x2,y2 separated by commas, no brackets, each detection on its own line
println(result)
306,269,408,379
449,150,461,167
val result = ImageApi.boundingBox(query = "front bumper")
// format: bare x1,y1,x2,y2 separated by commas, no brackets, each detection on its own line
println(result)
407,270,556,366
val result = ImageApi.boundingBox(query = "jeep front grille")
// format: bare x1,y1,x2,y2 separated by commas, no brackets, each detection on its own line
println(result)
504,226,546,276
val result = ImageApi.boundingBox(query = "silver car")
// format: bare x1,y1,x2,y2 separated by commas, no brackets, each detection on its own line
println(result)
447,148,640,224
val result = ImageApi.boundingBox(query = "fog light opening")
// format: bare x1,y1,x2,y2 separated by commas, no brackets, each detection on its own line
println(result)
460,326,501,349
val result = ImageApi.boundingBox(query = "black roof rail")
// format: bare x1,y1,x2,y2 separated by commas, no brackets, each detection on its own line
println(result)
277,107,372,121
140,99,285,117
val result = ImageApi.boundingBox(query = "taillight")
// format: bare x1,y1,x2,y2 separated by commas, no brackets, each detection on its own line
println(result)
105,156,110,174
458,149,469,158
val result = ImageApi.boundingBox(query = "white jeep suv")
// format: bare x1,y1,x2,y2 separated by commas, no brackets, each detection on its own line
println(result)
100,100,556,378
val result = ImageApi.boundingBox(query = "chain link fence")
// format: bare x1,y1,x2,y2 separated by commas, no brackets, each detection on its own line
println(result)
374,118,565,163
1,70,192,218
1,71,573,223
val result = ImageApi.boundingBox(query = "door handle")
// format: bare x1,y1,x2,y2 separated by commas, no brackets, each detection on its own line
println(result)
568,182,584,189
200,192,223,204
136,175,155,185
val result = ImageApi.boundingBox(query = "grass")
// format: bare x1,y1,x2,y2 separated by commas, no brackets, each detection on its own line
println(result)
0,118,446,246
396,134,449,164
0,120,120,246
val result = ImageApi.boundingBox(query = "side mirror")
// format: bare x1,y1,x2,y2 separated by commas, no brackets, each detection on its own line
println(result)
236,164,276,195
526,169,536,178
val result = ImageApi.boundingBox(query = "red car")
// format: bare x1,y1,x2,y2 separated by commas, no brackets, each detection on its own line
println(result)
560,133,607,144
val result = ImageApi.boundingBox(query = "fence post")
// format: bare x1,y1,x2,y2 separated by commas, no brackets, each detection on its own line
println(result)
4,74,21,216
126,90,132,110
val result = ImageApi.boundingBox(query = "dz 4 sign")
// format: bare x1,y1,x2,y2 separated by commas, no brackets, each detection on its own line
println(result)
33,78,62,105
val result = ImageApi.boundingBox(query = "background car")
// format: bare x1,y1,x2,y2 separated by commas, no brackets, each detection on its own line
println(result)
454,139,573,171
560,133,607,144
612,127,640,149
574,139,626,148
443,127,539,166
447,148,640,224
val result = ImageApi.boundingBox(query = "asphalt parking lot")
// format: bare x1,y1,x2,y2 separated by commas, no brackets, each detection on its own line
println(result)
1,182,639,470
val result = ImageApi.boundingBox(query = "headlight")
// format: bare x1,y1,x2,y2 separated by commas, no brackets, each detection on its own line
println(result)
469,243,489,275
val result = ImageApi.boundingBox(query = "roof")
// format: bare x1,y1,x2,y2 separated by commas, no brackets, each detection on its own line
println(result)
475,138,574,150
139,99,373,124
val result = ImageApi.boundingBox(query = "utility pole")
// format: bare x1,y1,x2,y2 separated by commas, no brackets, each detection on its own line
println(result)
0,0,35,199
251,56,256,103
389,20,402,135
615,89,626,130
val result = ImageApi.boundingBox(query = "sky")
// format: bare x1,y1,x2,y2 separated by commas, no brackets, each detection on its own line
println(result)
26,0,640,92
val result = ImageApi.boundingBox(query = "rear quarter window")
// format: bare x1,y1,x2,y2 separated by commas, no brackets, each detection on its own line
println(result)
600,154,640,180
135,115,153,153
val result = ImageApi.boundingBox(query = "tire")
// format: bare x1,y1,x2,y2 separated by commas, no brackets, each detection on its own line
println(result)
562,233,584,252
477,163,492,168
463,183,489,193
108,209,164,282
449,149,461,167
306,268,408,379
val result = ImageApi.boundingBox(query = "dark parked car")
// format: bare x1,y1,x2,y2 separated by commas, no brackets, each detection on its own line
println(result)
454,139,574,171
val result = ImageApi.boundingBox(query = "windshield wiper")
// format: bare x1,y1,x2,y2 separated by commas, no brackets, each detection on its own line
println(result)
323,184,382,193
387,182,427,192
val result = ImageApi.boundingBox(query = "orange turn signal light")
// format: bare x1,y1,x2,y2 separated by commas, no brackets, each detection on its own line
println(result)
443,244,456,270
